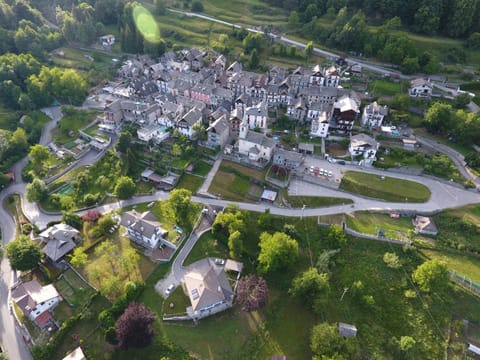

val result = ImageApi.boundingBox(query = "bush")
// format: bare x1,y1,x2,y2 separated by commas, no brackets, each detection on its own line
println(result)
191,1,203,12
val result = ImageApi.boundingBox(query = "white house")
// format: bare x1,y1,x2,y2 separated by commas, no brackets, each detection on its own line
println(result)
11,280,62,329
349,133,378,165
244,101,268,130
409,78,433,98
310,111,330,138
361,101,388,128
120,210,170,250
237,121,275,162
205,114,230,150
176,107,203,138
137,123,170,143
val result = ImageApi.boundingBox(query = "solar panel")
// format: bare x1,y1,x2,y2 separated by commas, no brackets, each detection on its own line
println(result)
191,288,199,300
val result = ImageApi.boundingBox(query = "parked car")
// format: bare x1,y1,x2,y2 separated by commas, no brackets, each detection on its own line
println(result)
165,284,175,296
337,160,346,165
328,171,333,177
214,258,225,266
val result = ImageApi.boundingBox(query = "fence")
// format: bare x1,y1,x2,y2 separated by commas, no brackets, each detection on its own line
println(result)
450,270,480,297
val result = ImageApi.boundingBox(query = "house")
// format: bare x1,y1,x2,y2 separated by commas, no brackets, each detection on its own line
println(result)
244,101,268,130
120,210,169,249
205,114,230,149
348,134,378,165
238,121,275,162
99,34,115,47
287,98,307,122
338,322,357,338
272,148,304,170
11,280,62,329
182,258,242,320
413,216,438,236
63,347,87,360
39,223,81,263
176,107,203,138
332,94,360,132
103,99,123,128
310,111,330,138
361,101,388,128
409,78,433,99
137,123,169,143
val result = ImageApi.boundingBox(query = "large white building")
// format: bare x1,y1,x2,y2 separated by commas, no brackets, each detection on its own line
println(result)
361,101,388,128
349,133,379,166
237,121,275,162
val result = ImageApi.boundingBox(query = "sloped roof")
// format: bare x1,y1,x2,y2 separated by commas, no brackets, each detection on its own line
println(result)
183,258,234,312
43,237,76,262
244,130,276,149
120,210,166,238
339,322,357,338
365,101,388,116
63,347,87,360
12,280,60,309
350,133,377,149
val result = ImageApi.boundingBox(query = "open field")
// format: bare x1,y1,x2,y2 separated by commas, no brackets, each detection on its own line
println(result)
283,194,353,208
340,171,431,202
52,107,98,145
176,173,204,193
346,211,413,240
367,79,404,97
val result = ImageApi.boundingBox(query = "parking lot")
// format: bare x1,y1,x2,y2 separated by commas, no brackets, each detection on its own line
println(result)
301,157,345,185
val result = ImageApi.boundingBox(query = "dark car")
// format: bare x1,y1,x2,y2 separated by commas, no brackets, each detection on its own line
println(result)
337,160,346,165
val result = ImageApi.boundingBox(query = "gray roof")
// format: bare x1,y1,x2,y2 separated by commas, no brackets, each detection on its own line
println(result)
120,210,164,238
43,238,76,262
245,130,276,148
339,322,357,338
183,258,234,312
181,108,202,126
245,102,268,118
350,133,377,148
274,148,304,162
364,101,388,116
208,115,230,136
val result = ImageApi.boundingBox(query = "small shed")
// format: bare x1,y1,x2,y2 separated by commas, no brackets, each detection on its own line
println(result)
413,216,438,236
261,189,277,202
402,138,417,151
338,322,357,338
298,142,314,155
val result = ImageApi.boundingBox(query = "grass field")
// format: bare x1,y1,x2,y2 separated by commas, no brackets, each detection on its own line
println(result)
55,268,96,308
284,194,354,208
183,230,229,266
420,248,480,283
52,107,98,145
367,79,404,97
162,286,190,316
176,173,204,193
340,171,431,202
346,211,413,240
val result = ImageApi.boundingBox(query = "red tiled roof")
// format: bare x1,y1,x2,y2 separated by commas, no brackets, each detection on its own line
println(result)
35,311,52,326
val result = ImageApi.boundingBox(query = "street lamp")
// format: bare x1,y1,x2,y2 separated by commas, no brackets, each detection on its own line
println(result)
301,204,306,219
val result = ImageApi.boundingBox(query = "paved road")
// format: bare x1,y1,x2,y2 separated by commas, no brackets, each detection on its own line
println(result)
168,8,406,78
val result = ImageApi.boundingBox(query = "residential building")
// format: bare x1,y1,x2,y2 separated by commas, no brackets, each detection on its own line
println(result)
413,216,438,236
62,347,87,360
332,94,360,132
361,101,388,128
120,210,169,249
310,111,330,138
137,124,169,143
348,133,378,165
205,114,230,149
272,148,304,170
238,121,275,162
409,78,433,98
244,101,268,130
176,107,203,138
182,258,242,320
39,223,81,263
11,280,62,329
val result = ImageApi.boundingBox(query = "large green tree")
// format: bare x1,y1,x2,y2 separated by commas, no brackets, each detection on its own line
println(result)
114,176,136,199
6,235,42,271
412,259,450,293
257,231,299,274
168,188,193,224
289,267,330,310
424,102,455,134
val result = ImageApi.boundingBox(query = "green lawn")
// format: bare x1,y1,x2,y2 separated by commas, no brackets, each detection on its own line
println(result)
52,107,98,145
367,79,404,97
176,173,204,193
340,171,431,202
346,211,413,240
191,160,212,177
54,268,96,309
284,194,353,208
183,231,229,266
420,248,480,283
162,286,190,316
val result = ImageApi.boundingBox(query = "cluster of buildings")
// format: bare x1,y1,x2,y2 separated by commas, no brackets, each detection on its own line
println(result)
98,49,396,167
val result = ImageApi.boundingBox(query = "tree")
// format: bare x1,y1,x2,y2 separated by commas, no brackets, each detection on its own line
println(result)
247,48,260,70
383,252,401,269
115,302,156,349
257,232,299,274
424,103,455,134
6,235,42,271
228,230,243,259
324,225,347,249
401,57,420,74
236,274,269,311
453,93,471,109
316,249,341,273
288,10,299,28
191,1,204,12
412,259,450,293
62,211,83,230
305,41,314,62
97,215,116,235
114,176,136,199
171,143,182,157
168,188,193,224
29,144,49,173
70,247,88,268
311,322,359,359
289,267,329,309
116,131,132,154
26,178,47,202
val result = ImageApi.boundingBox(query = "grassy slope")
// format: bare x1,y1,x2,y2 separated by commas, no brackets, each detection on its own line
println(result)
346,211,413,240
340,171,431,202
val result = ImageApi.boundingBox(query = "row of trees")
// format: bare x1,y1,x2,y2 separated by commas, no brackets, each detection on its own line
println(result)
269,0,480,38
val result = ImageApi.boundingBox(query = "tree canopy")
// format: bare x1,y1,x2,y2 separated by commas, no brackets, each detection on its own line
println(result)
115,302,156,349
6,235,42,271
236,274,269,311
412,259,450,293
257,231,299,274
114,176,136,199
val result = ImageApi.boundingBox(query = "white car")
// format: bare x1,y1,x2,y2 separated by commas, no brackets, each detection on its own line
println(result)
165,284,175,296
214,258,225,266
328,171,333,177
